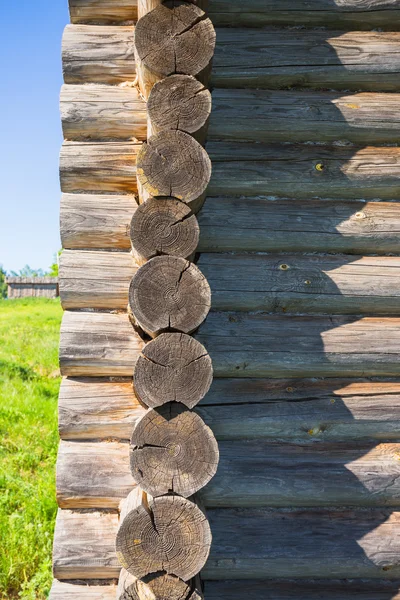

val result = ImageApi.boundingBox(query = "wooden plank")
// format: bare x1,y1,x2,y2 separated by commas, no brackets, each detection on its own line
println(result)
209,0,400,29
60,84,147,141
198,198,400,255
69,0,137,24
61,86,400,144
59,250,136,310
61,196,400,254
52,509,120,579
59,312,144,376
60,311,400,377
62,25,135,84
56,439,400,509
207,142,400,199
60,193,136,250
53,507,400,579
60,142,140,193
48,578,400,600
60,251,400,314
62,26,400,91
59,377,400,442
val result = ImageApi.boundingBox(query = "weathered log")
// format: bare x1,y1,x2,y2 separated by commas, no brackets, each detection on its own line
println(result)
130,403,219,498
138,0,209,19
61,195,400,255
130,198,199,265
136,131,211,213
59,311,400,377
62,86,400,144
59,311,144,376
68,0,137,23
59,250,400,315
60,193,137,250
133,333,213,409
58,377,400,442
147,75,212,142
134,2,215,99
129,256,211,337
56,439,400,509
48,578,400,600
60,84,147,141
62,25,136,84
117,568,202,600
207,142,400,200
53,507,400,579
208,0,400,29
60,142,140,193
59,250,136,310
116,494,211,580
62,26,400,91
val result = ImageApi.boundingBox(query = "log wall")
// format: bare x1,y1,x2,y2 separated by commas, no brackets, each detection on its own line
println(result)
52,0,400,598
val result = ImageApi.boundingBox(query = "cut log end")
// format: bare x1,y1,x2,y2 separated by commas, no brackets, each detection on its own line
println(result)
134,2,215,78
130,198,200,264
130,403,219,497
136,130,211,210
128,256,211,337
118,569,200,600
147,75,211,138
116,495,211,581
133,333,213,409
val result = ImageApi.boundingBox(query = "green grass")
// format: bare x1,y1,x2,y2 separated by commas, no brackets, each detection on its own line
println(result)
0,298,62,600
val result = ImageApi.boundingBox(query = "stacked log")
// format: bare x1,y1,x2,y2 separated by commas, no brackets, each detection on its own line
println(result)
115,2,217,598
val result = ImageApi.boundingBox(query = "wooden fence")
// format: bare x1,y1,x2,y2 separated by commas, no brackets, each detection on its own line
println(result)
6,277,59,299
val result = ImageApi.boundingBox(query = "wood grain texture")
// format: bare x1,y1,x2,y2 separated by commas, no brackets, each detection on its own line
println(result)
59,312,144,376
58,377,400,442
69,0,137,23
207,142,400,199
59,311,400,377
59,250,136,310
53,507,400,579
62,26,400,90
60,142,140,193
61,196,400,255
56,439,400,509
49,579,400,600
60,84,147,141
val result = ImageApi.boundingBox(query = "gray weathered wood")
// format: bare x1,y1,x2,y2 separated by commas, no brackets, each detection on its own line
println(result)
59,312,144,376
60,193,137,250
60,84,147,141
60,142,140,193
59,250,136,310
49,578,400,600
207,142,400,199
53,507,400,579
138,0,209,19
62,26,400,91
58,377,400,442
56,439,400,509
61,196,400,254
59,311,400,377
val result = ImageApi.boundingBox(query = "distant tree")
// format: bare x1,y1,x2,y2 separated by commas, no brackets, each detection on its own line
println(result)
48,251,62,278
10,265,46,277
0,265,7,298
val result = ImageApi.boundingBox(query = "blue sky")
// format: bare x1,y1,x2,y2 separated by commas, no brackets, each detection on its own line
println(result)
0,0,69,273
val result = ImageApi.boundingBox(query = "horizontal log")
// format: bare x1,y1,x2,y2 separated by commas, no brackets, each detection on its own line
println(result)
60,193,137,250
59,250,136,310
69,0,137,23
60,311,400,377
207,142,400,199
60,142,140,193
56,439,400,509
59,377,400,442
53,507,400,579
61,196,400,254
63,26,400,91
209,0,400,29
49,579,400,600
62,86,400,144
60,84,147,141
59,312,144,376
60,251,400,314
